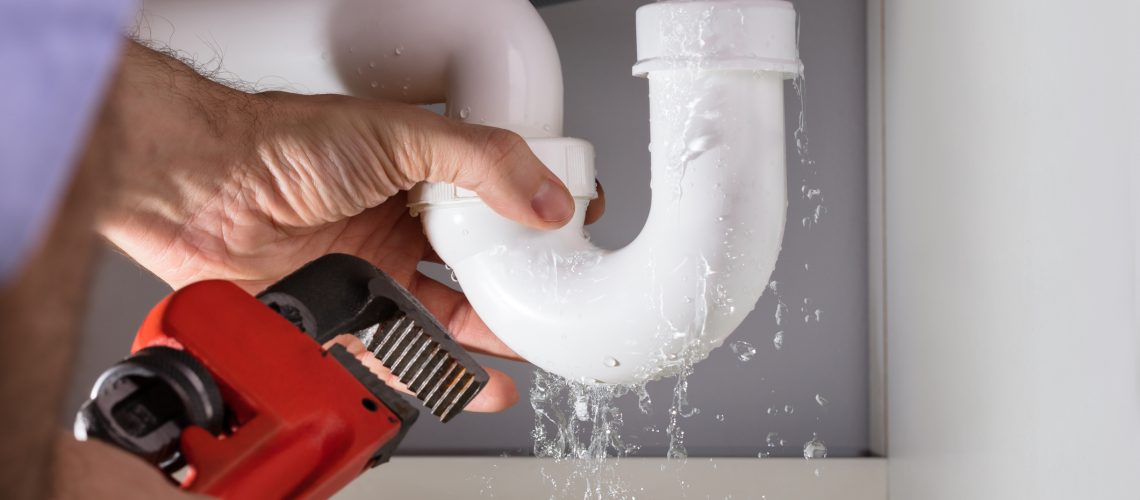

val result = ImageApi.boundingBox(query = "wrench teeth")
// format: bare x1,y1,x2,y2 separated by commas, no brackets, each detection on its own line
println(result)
359,313,487,422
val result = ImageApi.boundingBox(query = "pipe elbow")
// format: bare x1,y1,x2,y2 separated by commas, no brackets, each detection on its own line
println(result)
423,194,787,385
330,0,564,137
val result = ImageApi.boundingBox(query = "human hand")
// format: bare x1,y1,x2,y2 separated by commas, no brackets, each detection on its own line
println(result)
96,43,604,412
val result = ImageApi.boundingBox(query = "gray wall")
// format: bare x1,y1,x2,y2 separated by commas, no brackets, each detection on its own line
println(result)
66,0,868,458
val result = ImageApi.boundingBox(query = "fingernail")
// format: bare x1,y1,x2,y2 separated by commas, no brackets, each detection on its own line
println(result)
531,178,574,223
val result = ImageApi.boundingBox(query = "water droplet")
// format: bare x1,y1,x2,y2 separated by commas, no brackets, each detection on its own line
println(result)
814,467,823,477
368,60,376,68
393,44,404,56
803,434,828,459
773,331,784,350
774,301,787,325
320,51,330,61
784,404,795,414
730,340,756,362
458,106,471,119
542,124,551,133
449,270,458,283
766,431,781,447
401,84,410,91
356,66,363,75
369,81,378,88
814,309,823,322
603,356,619,367
348,45,355,53
815,394,829,406
715,414,725,422
767,406,779,415
768,280,779,293
804,263,811,271
757,451,770,458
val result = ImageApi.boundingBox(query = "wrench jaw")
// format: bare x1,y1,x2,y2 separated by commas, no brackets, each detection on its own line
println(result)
257,253,489,422
356,269,489,423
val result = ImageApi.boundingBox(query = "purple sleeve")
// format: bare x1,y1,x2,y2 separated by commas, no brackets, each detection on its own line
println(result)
0,0,135,284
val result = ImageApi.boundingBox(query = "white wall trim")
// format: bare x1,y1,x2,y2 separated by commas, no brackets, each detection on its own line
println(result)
865,0,888,459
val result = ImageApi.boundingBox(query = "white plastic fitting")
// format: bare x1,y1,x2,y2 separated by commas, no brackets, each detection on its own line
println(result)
137,0,799,385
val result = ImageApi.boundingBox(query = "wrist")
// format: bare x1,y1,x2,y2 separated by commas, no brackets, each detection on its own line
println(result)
95,43,266,279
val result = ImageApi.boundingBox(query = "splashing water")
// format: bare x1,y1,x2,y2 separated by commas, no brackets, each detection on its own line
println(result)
531,371,638,499
665,364,700,459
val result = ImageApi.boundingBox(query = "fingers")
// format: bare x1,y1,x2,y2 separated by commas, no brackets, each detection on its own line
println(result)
389,108,576,230
584,180,606,225
332,335,519,413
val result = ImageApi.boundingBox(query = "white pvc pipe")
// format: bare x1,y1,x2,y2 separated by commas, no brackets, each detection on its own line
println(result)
421,70,789,384
415,1,799,384
138,0,563,137
328,0,564,137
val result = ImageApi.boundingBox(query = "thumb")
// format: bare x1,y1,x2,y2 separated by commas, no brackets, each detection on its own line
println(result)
400,111,576,229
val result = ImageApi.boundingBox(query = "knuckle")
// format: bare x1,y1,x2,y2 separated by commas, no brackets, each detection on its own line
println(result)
480,128,528,167
468,128,529,190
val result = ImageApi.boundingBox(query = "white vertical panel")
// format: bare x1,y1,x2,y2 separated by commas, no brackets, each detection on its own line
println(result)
884,1,1140,499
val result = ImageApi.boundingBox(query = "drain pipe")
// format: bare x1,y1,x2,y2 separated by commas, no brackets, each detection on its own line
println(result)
410,0,800,384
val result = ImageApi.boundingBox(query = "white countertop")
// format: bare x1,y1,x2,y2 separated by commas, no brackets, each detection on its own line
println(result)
336,457,887,499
